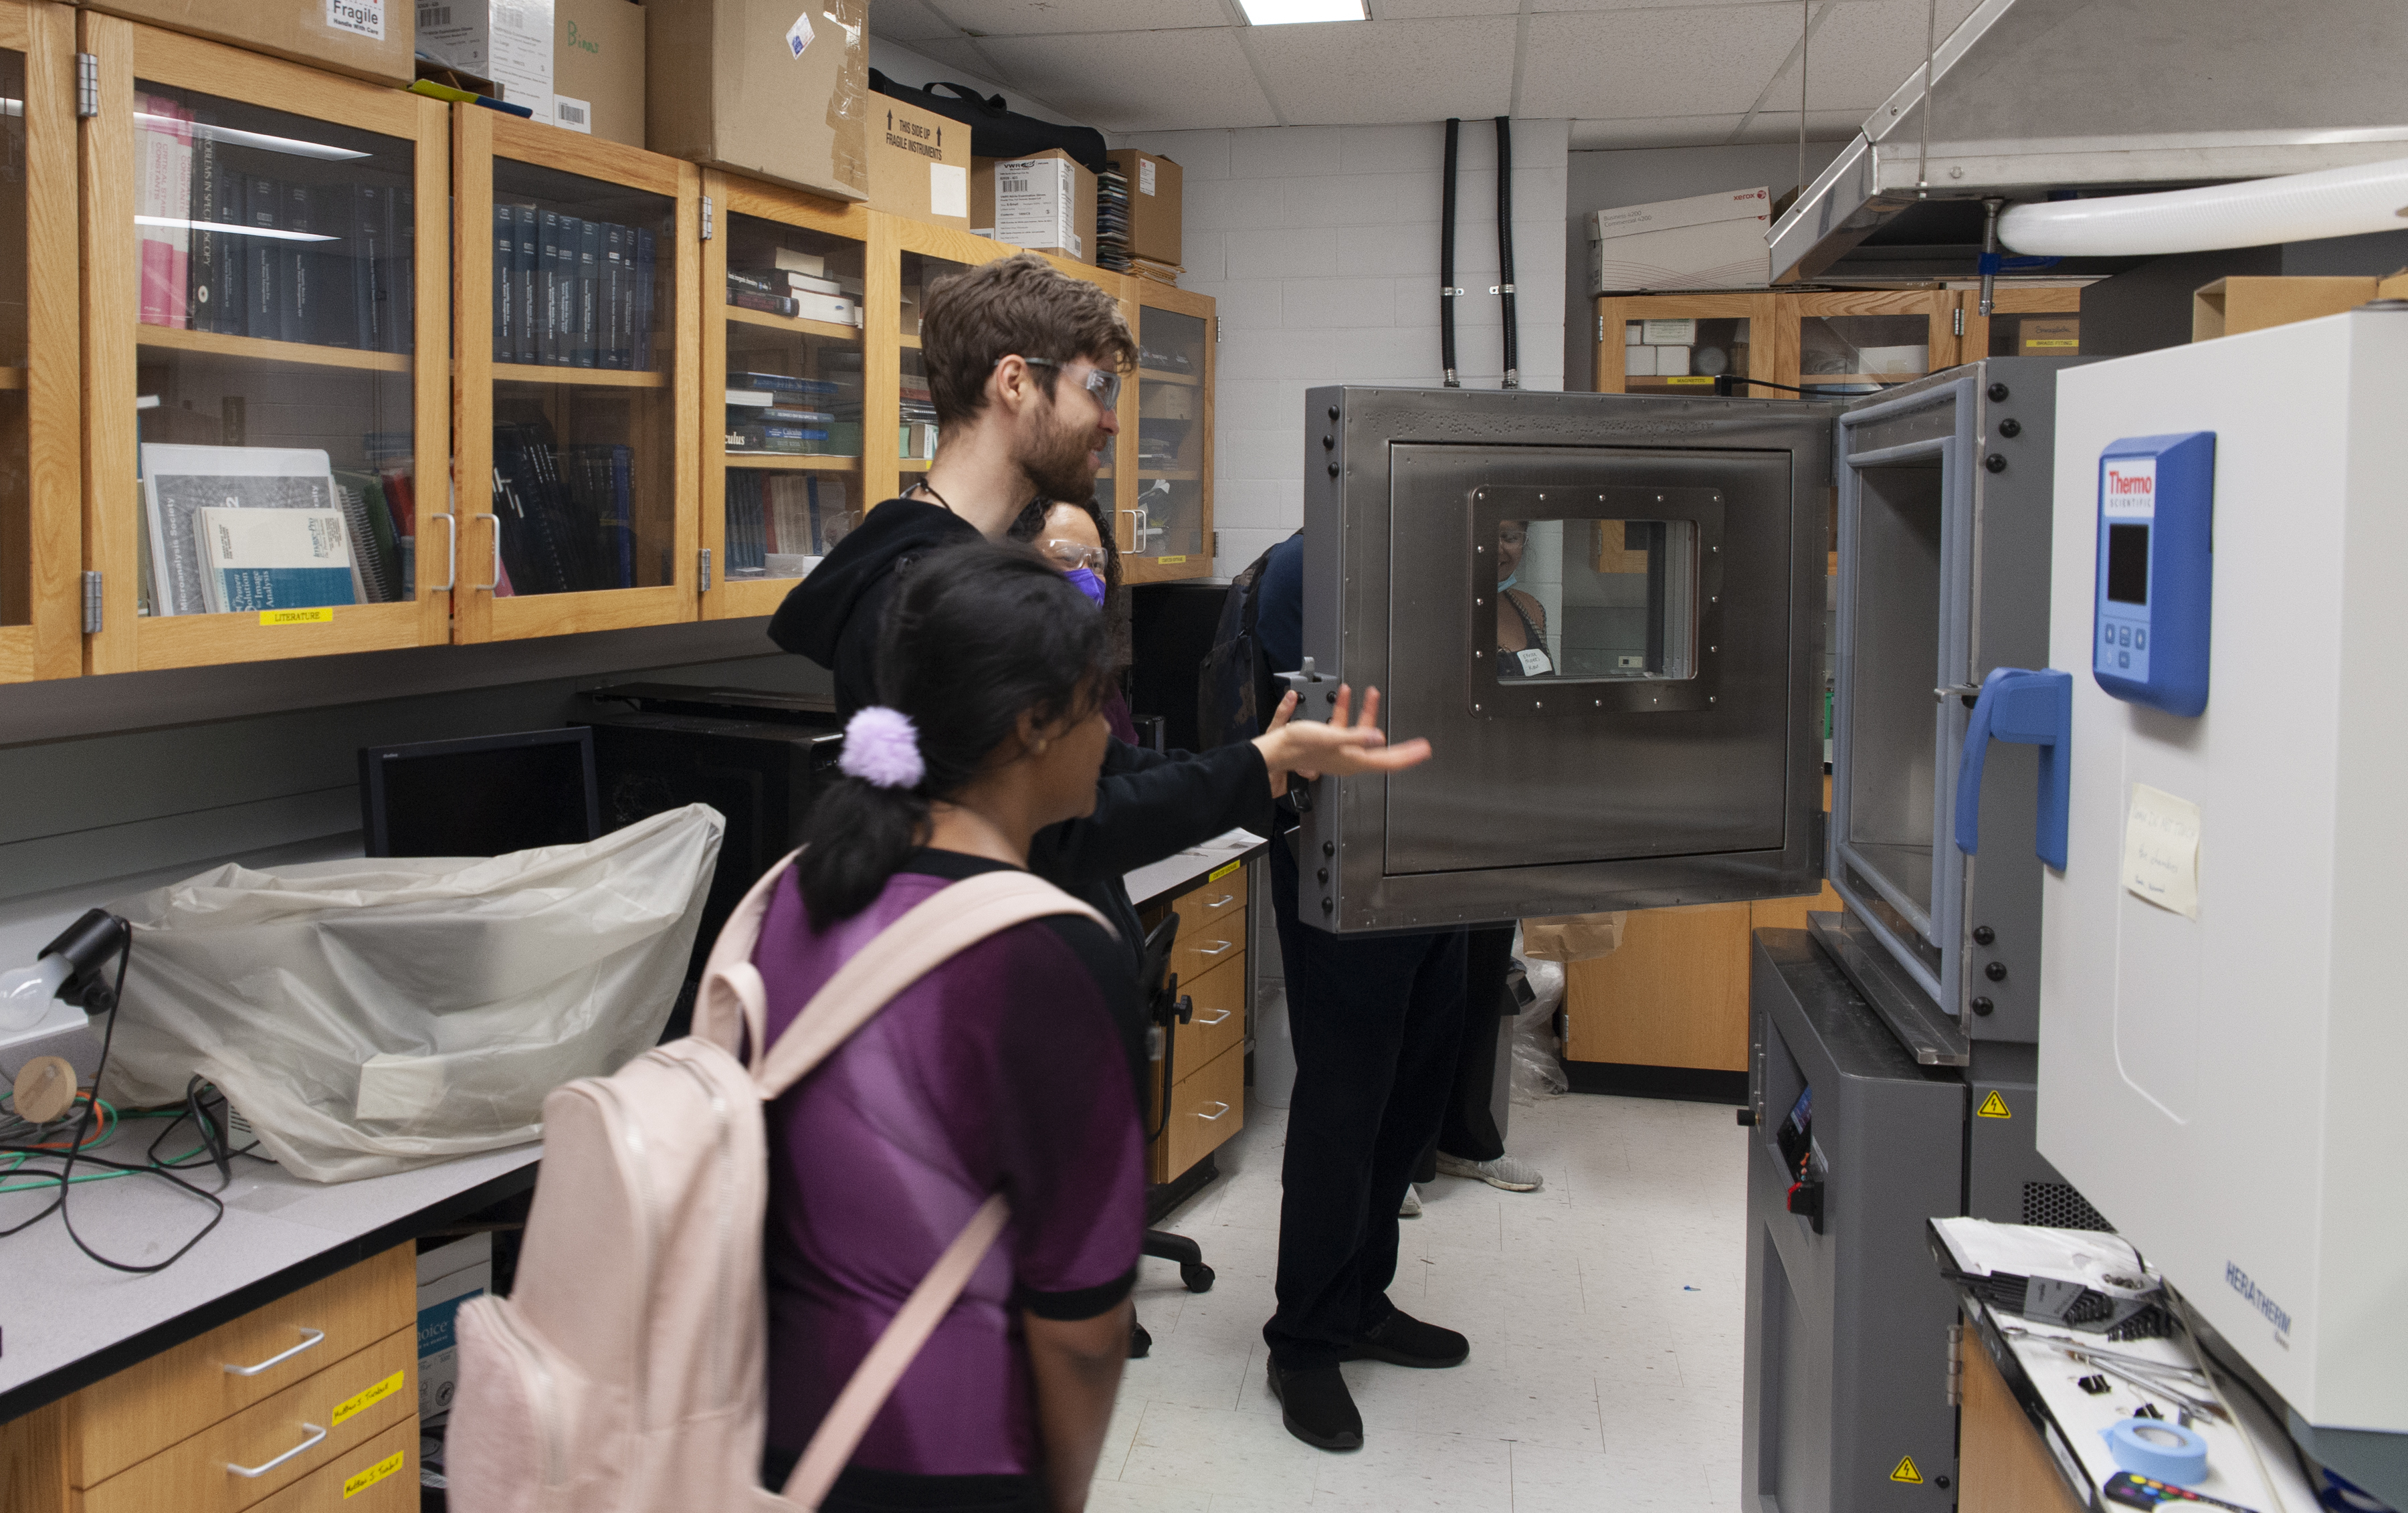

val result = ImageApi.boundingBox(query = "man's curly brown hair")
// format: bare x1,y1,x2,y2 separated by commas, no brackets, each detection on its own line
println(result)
919,252,1134,430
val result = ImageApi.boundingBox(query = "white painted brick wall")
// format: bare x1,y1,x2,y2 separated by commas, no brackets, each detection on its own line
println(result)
1112,122,1571,575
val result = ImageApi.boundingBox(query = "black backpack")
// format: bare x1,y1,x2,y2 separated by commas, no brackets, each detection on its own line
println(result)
867,72,1110,174
1197,543,1285,752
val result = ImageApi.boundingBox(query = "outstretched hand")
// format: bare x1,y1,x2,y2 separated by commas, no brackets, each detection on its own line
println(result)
1254,683,1434,797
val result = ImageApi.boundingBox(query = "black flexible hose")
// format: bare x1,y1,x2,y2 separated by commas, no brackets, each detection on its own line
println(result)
1494,116,1518,389
1440,118,1460,387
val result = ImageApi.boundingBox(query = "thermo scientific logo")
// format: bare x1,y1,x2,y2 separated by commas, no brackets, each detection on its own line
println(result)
2227,1262,2291,1337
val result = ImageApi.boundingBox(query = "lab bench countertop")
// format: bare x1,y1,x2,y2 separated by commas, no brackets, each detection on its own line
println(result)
0,1141,540,1423
1122,827,1267,912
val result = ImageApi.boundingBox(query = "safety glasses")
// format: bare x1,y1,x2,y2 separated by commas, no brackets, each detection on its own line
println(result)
1020,357,1122,413
1041,538,1109,573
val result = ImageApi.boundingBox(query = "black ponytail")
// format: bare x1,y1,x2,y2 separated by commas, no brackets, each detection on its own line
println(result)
796,540,1111,927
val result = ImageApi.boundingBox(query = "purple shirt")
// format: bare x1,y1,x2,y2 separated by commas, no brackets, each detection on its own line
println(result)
753,849,1146,1478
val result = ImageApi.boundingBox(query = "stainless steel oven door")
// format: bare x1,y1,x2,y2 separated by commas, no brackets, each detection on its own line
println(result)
1295,386,1833,933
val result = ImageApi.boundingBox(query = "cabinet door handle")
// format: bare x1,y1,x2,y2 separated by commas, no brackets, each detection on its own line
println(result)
223,1327,324,1377
227,1422,326,1478
430,512,458,592
1205,892,1237,909
1193,1008,1231,1026
1193,939,1234,956
1195,1101,1231,1122
473,512,501,591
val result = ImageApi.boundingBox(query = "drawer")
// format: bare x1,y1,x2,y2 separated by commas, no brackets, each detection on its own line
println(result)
1167,954,1245,1080
1169,862,1247,942
1152,1039,1245,1184
74,1244,414,1487
81,1326,416,1513
240,1417,415,1513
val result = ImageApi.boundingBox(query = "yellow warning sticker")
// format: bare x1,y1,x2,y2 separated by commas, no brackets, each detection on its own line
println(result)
1665,375,1715,385
1156,555,1189,565
260,606,334,626
1890,1455,1925,1484
1208,860,1242,883
1977,1090,2013,1119
332,1369,405,1426
344,1449,405,1498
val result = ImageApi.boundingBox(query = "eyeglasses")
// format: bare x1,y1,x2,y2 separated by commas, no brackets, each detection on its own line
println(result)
1498,530,1528,547
1041,538,1109,572
1020,357,1122,413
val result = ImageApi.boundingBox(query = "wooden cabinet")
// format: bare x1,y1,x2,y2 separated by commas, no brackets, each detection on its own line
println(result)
1782,287,1961,397
1126,280,1213,583
0,1,76,684
1591,291,1779,397
1957,284,2084,363
450,104,700,645
1144,862,1249,1184
1958,1319,2086,1513
80,17,450,673
1,1245,417,1513
696,173,871,624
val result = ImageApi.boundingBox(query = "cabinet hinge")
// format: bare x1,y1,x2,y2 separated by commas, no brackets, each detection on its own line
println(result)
700,195,714,241
1597,313,1605,343
696,547,712,593
81,571,102,633
1214,315,1222,344
1213,529,1220,559
1944,1322,1965,1407
74,53,97,118
1953,306,1965,338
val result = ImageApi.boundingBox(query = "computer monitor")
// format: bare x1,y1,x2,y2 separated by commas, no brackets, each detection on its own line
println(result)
359,728,601,858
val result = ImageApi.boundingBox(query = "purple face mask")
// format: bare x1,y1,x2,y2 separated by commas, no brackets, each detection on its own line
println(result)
1066,567,1107,607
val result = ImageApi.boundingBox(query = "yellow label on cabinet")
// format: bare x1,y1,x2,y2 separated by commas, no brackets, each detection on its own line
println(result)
259,607,335,626
1208,860,1241,883
1976,1090,2012,1119
332,1369,405,1426
1155,555,1189,564
344,1449,406,1498
2026,338,2079,348
1665,375,1715,385
1890,1455,1924,1484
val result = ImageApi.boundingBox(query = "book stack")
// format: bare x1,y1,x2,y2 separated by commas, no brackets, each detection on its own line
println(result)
140,444,366,615
136,95,417,352
726,372,861,455
488,205,658,370
1127,258,1183,290
361,433,418,601
728,249,862,327
490,420,636,595
1096,167,1131,273
723,473,850,577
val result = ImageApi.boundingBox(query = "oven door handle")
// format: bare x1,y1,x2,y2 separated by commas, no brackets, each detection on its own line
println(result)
1954,667,2071,870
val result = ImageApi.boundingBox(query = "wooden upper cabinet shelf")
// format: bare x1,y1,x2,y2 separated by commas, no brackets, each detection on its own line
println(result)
136,324,411,373
1138,366,1199,386
491,361,668,389
723,304,859,342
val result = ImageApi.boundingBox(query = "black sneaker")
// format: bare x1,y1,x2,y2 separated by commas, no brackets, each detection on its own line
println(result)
1266,1359,1363,1451
1342,1309,1470,1369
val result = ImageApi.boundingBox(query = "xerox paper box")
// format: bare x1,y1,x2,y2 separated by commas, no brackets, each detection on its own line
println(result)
1588,187,1771,294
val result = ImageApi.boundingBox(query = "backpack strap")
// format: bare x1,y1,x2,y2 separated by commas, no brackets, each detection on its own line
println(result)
690,846,804,1072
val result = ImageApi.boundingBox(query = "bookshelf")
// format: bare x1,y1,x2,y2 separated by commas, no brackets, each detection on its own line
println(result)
1126,280,1214,585
0,1,75,684
80,17,449,675
452,105,700,646
699,171,871,623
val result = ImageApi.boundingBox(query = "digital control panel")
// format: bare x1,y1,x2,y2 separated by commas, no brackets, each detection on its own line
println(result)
2094,431,2215,717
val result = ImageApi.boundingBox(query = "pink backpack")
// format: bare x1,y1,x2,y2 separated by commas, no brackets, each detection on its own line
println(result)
444,853,1105,1512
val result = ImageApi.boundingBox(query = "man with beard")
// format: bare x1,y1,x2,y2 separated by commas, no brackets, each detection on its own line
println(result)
769,252,1427,963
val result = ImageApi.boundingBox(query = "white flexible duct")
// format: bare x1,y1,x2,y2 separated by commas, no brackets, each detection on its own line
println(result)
1997,156,2408,257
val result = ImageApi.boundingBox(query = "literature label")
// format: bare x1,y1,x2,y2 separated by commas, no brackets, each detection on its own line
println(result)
261,607,336,626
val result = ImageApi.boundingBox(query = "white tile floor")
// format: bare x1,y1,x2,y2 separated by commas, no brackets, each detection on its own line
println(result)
1091,1092,1748,1512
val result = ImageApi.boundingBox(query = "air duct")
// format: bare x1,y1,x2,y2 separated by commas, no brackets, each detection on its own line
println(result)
1999,156,2408,258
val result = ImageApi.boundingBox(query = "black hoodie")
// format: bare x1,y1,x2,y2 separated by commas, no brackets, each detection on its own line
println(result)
769,498,1275,960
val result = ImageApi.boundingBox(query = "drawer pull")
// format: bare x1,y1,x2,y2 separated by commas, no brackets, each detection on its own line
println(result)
1195,1101,1231,1122
1193,1008,1231,1026
1206,893,1237,909
227,1422,327,1478
1193,939,1235,956
224,1328,325,1377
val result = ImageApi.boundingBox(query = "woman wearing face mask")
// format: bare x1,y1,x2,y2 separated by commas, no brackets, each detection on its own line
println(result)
1494,520,1554,680
1011,497,1138,745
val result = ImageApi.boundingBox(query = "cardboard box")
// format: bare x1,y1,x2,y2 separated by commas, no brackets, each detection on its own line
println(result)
419,0,556,123
2018,316,2080,357
1588,187,1771,296
1623,345,1657,377
647,0,870,205
2193,276,2377,342
973,150,1096,264
2381,266,2408,300
416,1234,492,1423
553,0,643,146
869,98,971,231
1104,149,1181,266
1639,318,1695,345
79,0,414,87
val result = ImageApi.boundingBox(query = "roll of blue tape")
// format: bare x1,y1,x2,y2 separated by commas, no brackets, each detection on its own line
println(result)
2100,1417,2209,1485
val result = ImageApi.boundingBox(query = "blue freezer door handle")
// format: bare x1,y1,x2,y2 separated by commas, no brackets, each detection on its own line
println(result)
1954,667,2072,870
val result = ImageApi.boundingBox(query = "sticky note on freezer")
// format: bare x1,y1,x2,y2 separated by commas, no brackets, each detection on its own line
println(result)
2122,783,2201,919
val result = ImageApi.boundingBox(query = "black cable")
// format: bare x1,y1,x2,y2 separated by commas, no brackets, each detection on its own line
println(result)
1440,118,1460,387
1494,116,1518,389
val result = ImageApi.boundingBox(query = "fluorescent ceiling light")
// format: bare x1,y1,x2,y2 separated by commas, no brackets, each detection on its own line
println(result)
1238,0,1367,23
134,215,338,243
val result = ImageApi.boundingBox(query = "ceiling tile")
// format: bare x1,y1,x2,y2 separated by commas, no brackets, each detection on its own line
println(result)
932,0,1231,36
888,35,1011,81
1534,0,1801,9
1730,108,1877,144
1569,114,1748,148
1372,0,1523,15
1246,16,1518,125
1761,0,1957,112
867,0,960,41
1522,7,1804,119
973,27,1280,131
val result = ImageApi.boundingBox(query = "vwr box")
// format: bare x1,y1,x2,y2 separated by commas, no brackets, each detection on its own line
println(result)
973,150,1097,264
417,1233,492,1421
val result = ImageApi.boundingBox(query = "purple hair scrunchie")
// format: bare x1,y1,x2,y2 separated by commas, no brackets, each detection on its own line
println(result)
839,706,926,789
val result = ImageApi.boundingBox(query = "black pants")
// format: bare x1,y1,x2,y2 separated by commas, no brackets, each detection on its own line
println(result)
1437,925,1516,1163
1264,835,1468,1371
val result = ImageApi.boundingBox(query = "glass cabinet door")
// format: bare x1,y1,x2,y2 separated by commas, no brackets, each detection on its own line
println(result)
1786,291,1957,399
1963,286,2084,360
701,175,868,621
1130,284,1212,581
83,19,449,673
454,107,696,644
895,241,965,494
0,0,73,684
1590,294,1775,397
